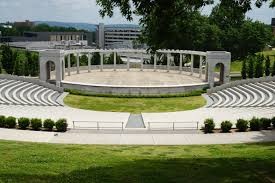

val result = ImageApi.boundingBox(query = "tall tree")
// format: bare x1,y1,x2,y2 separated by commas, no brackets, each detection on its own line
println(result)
1,45,13,74
247,55,255,78
13,53,27,76
254,54,264,78
25,51,32,76
30,53,39,77
241,59,247,79
265,56,271,76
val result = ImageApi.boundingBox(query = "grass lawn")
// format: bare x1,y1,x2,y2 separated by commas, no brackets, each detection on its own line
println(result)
64,94,206,113
230,50,275,73
0,140,274,183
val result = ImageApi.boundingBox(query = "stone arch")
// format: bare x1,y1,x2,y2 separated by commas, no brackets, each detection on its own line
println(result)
39,50,64,87
45,60,56,81
206,51,231,88
215,62,225,85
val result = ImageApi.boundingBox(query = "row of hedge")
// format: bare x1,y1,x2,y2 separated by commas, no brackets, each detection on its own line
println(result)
0,116,68,132
204,117,275,133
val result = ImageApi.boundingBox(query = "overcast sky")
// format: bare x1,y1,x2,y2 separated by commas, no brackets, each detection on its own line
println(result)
0,0,274,25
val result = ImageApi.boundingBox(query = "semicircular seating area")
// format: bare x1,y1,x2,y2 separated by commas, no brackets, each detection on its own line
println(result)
207,81,275,108
0,78,63,106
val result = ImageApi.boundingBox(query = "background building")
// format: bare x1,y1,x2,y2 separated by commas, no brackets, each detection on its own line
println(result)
97,23,142,49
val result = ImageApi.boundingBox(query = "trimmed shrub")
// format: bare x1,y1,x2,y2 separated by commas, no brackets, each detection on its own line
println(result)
261,118,271,130
0,115,6,128
249,117,262,131
43,119,55,131
5,116,16,128
18,117,30,130
203,118,215,133
221,121,232,133
31,118,42,131
55,119,68,132
236,119,248,132
272,117,275,128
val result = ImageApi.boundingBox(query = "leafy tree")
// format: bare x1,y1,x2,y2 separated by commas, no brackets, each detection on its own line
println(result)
241,59,247,79
265,56,271,76
1,44,13,74
254,54,264,78
30,53,39,77
80,55,88,66
25,51,32,76
210,1,272,59
91,52,100,65
108,53,123,64
13,53,27,76
247,55,255,78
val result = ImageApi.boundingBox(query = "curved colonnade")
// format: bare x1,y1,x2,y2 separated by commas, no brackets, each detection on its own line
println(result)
39,49,231,90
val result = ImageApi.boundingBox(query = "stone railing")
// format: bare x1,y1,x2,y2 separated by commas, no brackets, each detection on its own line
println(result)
0,74,64,92
207,76,275,94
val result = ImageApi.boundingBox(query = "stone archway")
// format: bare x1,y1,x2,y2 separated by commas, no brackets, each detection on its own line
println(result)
215,63,225,85
206,51,231,88
39,50,64,87
45,61,56,81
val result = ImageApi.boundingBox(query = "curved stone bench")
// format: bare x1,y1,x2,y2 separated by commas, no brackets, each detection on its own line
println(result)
206,80,275,108
0,78,64,106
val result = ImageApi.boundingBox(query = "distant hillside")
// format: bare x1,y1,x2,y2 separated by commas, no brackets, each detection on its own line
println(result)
34,21,140,32
34,21,97,32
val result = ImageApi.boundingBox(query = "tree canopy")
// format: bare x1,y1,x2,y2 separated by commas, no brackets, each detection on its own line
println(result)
96,0,274,60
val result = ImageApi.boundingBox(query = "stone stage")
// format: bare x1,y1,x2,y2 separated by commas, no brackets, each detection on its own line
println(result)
61,69,209,95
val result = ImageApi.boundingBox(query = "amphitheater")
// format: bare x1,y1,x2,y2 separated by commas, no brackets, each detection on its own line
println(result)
0,48,273,134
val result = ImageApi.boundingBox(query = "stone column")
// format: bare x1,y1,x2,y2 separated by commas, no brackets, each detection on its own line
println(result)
114,52,117,71
154,54,157,72
179,54,183,73
100,53,104,71
88,53,91,73
127,56,130,71
62,57,65,80
199,55,203,78
167,53,170,72
140,54,144,71
190,54,194,75
76,53,80,74
67,54,71,76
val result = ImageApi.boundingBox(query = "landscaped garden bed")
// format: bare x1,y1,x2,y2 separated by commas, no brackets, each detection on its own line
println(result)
0,115,68,132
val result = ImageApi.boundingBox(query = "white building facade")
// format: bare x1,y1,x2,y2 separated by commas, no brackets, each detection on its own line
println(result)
97,23,142,49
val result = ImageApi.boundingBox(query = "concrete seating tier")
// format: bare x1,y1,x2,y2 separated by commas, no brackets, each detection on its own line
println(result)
0,79,63,106
207,81,275,108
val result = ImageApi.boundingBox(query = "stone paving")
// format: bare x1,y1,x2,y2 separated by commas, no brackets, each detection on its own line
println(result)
64,69,206,86
0,128,274,145
0,104,274,129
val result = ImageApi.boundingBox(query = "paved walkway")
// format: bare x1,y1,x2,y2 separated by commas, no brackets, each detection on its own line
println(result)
0,104,274,129
0,128,274,145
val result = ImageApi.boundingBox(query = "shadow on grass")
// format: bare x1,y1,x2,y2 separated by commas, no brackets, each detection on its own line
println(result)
1,157,274,183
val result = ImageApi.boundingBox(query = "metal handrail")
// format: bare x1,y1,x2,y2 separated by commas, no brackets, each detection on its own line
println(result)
147,121,199,131
72,121,124,130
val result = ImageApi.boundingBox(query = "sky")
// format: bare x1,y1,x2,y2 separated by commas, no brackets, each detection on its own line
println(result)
0,0,274,25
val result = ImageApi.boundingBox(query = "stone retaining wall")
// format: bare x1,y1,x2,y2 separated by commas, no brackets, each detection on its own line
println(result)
61,81,209,95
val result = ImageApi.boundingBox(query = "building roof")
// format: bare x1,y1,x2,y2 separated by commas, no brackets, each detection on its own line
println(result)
24,31,85,35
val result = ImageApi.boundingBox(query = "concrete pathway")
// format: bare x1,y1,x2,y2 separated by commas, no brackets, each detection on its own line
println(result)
126,114,145,128
0,128,274,145
0,104,274,129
